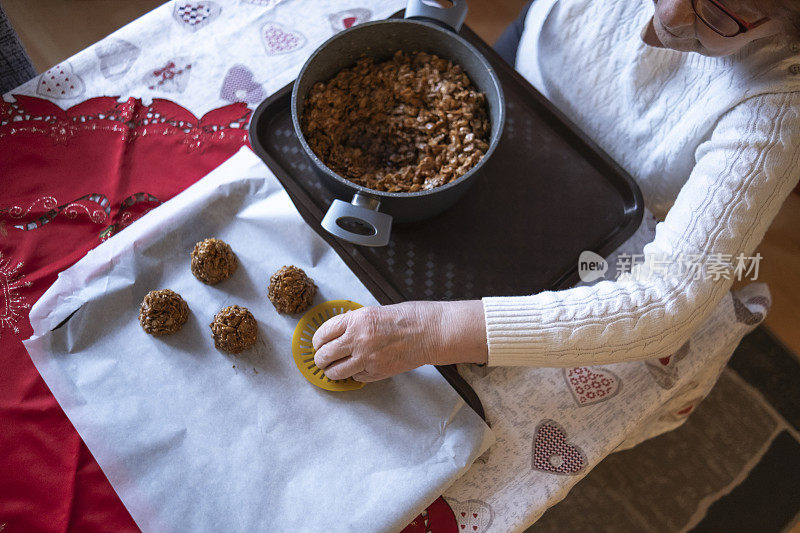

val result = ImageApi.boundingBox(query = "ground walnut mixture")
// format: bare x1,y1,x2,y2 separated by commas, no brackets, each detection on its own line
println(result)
268,265,317,314
209,305,258,354
139,289,189,336
301,50,490,192
190,238,237,285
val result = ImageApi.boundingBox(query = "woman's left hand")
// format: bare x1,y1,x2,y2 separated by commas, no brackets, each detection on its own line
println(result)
312,300,487,382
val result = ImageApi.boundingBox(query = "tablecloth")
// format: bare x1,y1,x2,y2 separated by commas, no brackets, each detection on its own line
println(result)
0,1,408,531
0,0,773,531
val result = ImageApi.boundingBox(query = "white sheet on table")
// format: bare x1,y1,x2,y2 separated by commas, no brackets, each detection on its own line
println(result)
24,147,493,533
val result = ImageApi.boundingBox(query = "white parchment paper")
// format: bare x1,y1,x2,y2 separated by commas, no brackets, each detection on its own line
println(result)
24,147,493,532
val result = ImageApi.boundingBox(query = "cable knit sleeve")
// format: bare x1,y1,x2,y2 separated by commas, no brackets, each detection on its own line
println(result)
482,91,800,367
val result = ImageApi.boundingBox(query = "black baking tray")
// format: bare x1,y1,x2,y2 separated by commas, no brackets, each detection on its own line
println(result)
249,15,644,421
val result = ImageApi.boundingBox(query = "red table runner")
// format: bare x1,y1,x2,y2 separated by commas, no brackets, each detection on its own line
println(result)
1,95,250,531
0,94,457,532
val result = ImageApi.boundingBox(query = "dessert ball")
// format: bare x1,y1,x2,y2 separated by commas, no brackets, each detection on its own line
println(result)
210,305,258,353
139,289,189,336
190,238,237,285
267,265,317,314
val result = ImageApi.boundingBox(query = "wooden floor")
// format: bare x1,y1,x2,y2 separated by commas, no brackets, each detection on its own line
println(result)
5,0,800,357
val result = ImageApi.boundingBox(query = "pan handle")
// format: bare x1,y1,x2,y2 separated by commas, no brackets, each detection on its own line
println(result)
405,0,468,32
321,192,393,247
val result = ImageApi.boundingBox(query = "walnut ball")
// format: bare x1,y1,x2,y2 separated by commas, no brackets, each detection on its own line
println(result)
190,238,237,285
267,265,317,314
139,289,189,336
210,305,258,354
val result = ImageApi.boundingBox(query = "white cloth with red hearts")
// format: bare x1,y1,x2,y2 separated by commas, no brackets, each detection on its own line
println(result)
445,214,771,532
5,0,401,113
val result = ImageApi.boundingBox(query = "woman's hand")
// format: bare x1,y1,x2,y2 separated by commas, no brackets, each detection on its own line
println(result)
312,300,488,382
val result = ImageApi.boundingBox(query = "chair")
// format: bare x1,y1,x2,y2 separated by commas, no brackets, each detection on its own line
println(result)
1,3,36,94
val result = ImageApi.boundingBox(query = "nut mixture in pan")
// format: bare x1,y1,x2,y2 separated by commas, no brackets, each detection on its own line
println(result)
210,305,258,353
268,265,317,314
301,51,490,192
139,289,190,336
190,238,237,285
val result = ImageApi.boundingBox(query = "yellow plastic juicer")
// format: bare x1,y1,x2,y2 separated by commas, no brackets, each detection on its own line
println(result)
291,300,365,391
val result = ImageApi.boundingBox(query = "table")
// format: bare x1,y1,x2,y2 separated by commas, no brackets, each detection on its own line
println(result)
0,1,767,531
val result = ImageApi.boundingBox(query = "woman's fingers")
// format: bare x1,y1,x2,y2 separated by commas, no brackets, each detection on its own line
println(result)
314,336,350,369
312,313,348,351
323,355,364,381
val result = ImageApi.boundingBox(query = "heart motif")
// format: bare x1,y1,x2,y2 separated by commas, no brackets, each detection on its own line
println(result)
732,294,769,325
659,397,702,423
143,58,193,92
36,63,85,99
173,2,222,32
220,65,265,104
261,22,306,55
563,366,621,406
644,340,690,389
95,39,140,79
531,419,586,475
443,498,494,532
328,8,372,32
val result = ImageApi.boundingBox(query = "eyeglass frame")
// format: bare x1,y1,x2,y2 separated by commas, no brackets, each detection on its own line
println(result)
691,0,770,37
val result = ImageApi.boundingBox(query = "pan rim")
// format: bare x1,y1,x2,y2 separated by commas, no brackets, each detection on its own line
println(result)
290,18,506,200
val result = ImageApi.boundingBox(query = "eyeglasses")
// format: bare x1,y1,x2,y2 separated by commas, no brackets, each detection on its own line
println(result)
692,0,770,37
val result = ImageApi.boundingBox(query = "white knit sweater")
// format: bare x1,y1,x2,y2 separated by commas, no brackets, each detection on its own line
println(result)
483,0,800,366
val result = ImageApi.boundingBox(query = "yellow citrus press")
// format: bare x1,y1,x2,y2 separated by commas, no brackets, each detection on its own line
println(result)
291,300,365,391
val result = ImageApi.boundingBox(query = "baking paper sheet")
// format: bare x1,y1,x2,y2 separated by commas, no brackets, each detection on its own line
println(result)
24,147,493,532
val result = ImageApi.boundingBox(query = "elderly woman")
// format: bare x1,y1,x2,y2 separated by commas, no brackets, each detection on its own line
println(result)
314,0,800,422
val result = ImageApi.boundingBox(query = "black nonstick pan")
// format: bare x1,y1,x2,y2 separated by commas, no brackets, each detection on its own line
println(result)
290,0,505,246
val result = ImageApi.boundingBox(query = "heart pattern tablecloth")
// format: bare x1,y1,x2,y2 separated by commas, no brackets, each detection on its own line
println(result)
0,0,773,531
444,219,772,532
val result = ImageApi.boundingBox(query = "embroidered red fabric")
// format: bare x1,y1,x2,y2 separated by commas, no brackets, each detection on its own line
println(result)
401,497,459,533
0,95,457,532
0,95,250,532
